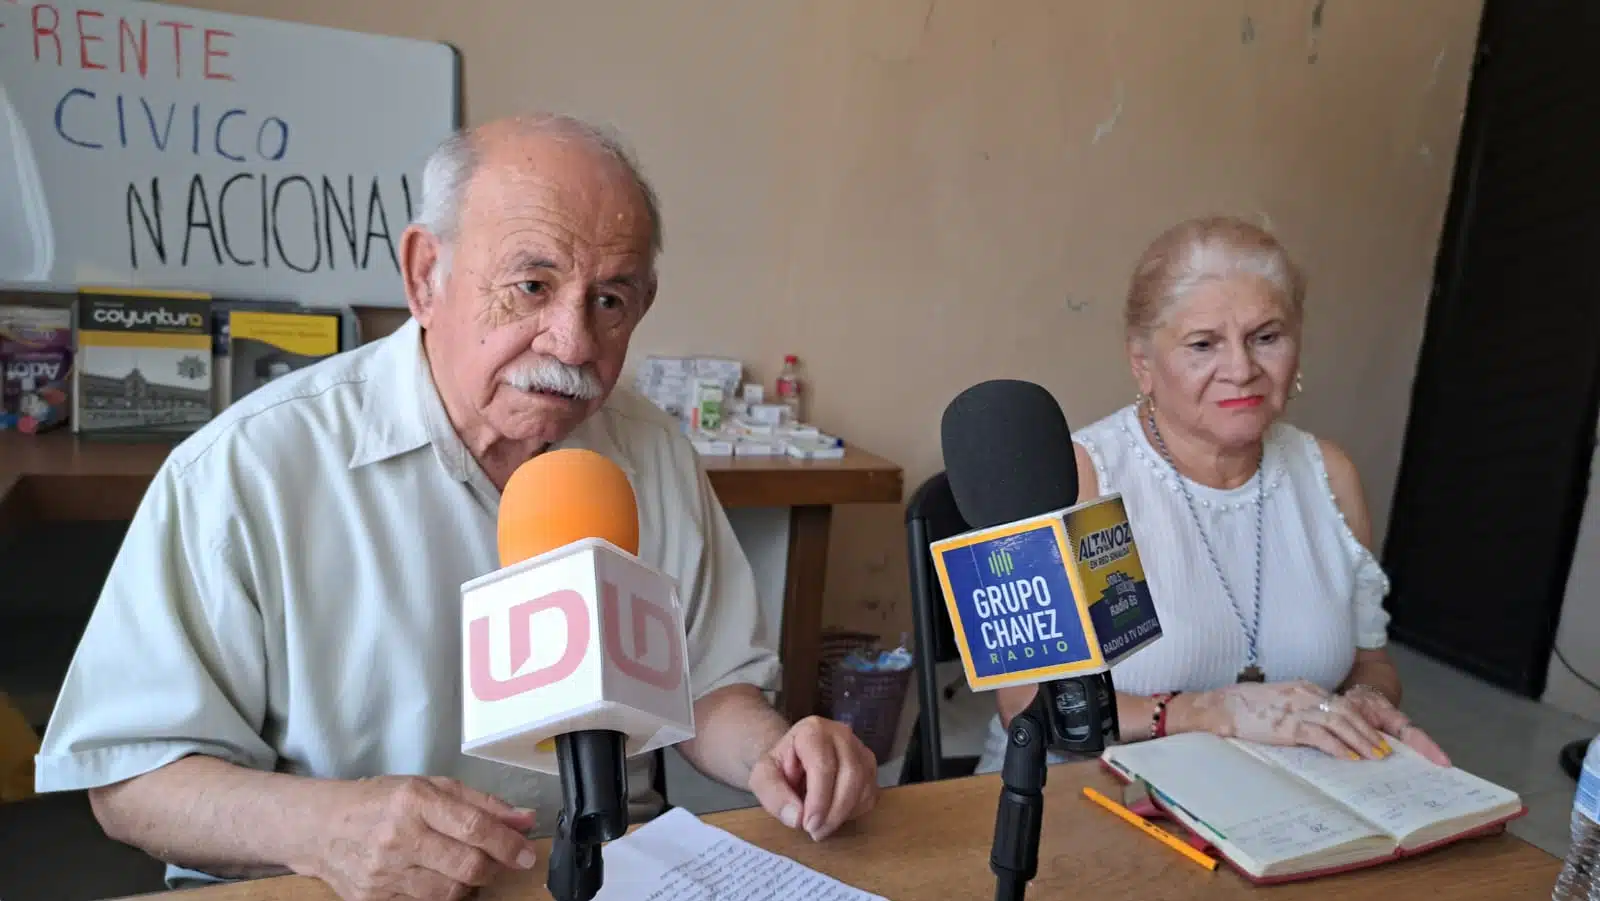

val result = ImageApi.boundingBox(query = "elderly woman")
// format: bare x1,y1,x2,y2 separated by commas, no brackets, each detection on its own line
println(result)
976,215,1449,773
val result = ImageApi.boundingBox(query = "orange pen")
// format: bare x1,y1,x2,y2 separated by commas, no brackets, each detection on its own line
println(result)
1082,786,1218,872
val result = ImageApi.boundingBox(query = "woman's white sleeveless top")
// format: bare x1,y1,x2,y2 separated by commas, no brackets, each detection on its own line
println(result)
972,404,1390,772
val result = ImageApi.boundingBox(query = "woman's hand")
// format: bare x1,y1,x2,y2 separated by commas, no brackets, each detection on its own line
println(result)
1175,680,1394,761
1340,684,1451,766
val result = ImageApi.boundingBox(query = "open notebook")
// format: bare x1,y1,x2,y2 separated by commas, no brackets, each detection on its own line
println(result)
1100,732,1525,883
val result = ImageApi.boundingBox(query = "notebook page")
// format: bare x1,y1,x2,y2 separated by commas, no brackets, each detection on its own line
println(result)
1233,740,1521,844
590,807,886,901
1104,733,1383,868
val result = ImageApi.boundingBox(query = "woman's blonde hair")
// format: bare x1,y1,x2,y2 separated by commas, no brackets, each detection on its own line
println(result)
1124,216,1306,340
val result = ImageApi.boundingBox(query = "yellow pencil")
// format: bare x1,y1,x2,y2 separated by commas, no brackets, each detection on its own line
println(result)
1082,786,1218,872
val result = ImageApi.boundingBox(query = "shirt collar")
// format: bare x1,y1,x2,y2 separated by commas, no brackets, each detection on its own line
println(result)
348,318,434,471
348,318,637,485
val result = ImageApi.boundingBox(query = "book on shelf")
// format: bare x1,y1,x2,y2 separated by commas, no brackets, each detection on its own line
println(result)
1100,731,1525,884
0,303,72,433
71,288,215,442
210,300,347,409
225,307,343,405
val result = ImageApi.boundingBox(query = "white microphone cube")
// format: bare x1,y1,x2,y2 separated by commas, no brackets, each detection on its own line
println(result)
460,538,696,775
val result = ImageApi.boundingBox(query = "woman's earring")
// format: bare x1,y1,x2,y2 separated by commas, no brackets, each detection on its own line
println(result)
1291,372,1304,399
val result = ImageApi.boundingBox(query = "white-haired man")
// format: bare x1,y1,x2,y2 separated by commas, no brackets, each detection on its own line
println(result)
33,115,879,901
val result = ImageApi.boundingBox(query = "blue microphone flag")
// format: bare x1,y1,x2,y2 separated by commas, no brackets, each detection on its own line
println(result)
931,492,1161,691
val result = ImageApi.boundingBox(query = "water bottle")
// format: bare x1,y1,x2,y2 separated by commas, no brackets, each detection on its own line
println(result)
775,354,803,422
1554,736,1600,900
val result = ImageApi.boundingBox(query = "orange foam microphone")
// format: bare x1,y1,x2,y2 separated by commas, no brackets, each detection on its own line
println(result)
463,445,692,901
497,448,641,566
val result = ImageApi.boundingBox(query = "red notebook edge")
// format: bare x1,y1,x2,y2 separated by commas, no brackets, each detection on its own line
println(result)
1094,756,1527,886
1098,758,1226,860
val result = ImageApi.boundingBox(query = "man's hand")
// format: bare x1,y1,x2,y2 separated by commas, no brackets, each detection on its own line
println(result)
746,716,878,842
299,775,540,901
676,687,878,841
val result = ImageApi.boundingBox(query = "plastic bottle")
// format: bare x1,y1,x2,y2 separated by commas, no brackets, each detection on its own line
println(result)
775,354,803,422
1553,736,1600,900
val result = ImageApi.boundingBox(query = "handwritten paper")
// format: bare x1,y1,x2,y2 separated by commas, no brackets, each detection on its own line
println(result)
1139,734,1375,861
1106,732,1380,866
593,808,887,901
1240,740,1520,843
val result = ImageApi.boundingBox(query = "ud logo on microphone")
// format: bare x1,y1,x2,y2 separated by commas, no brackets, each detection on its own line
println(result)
602,583,684,692
468,582,686,702
468,590,592,702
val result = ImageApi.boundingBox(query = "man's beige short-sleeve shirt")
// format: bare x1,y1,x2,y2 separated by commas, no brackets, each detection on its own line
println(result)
34,319,780,883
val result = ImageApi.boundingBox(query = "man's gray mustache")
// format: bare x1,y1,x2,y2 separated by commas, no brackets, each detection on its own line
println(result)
503,360,604,400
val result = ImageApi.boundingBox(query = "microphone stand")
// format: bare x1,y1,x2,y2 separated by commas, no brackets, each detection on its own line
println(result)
988,672,1119,901
547,730,630,901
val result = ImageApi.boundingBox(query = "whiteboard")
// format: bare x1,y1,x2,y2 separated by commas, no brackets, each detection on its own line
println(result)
0,0,459,307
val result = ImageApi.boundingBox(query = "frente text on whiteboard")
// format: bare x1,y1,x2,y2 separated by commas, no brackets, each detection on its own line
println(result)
11,1,419,278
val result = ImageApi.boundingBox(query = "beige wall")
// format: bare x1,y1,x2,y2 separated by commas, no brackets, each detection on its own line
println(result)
176,0,1483,640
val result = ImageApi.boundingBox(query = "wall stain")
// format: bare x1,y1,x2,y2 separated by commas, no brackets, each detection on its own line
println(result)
1241,15,1256,45
1065,296,1092,313
1308,0,1326,63
1092,80,1125,144
1426,48,1447,91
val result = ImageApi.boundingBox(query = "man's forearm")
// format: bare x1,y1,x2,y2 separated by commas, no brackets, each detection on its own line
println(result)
677,684,791,790
89,755,327,880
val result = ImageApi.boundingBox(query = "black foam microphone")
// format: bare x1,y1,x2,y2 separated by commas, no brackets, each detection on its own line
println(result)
940,379,1122,756
935,379,1163,901
941,379,1079,527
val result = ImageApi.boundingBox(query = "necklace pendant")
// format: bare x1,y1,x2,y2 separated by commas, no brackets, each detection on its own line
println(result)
1237,665,1265,683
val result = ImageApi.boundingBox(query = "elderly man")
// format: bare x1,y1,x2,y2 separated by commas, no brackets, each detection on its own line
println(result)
34,114,879,901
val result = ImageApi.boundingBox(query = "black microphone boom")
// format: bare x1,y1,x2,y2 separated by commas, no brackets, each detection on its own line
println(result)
939,378,1123,901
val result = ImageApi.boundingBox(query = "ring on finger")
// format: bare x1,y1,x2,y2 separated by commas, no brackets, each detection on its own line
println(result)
1317,700,1334,714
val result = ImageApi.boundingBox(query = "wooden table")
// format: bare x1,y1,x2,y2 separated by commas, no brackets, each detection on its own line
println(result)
0,430,902,724
118,763,1563,901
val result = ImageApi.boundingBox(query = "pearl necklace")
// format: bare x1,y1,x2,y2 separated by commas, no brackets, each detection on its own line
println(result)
1145,405,1267,684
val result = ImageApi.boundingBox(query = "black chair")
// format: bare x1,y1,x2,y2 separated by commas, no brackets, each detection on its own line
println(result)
1561,738,1589,782
652,747,671,810
0,790,169,901
897,472,981,785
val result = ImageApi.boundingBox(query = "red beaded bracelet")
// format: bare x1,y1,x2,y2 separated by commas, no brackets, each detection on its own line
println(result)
1151,691,1181,739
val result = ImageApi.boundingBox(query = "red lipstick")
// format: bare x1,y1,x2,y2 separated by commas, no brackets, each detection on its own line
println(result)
1218,396,1264,409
